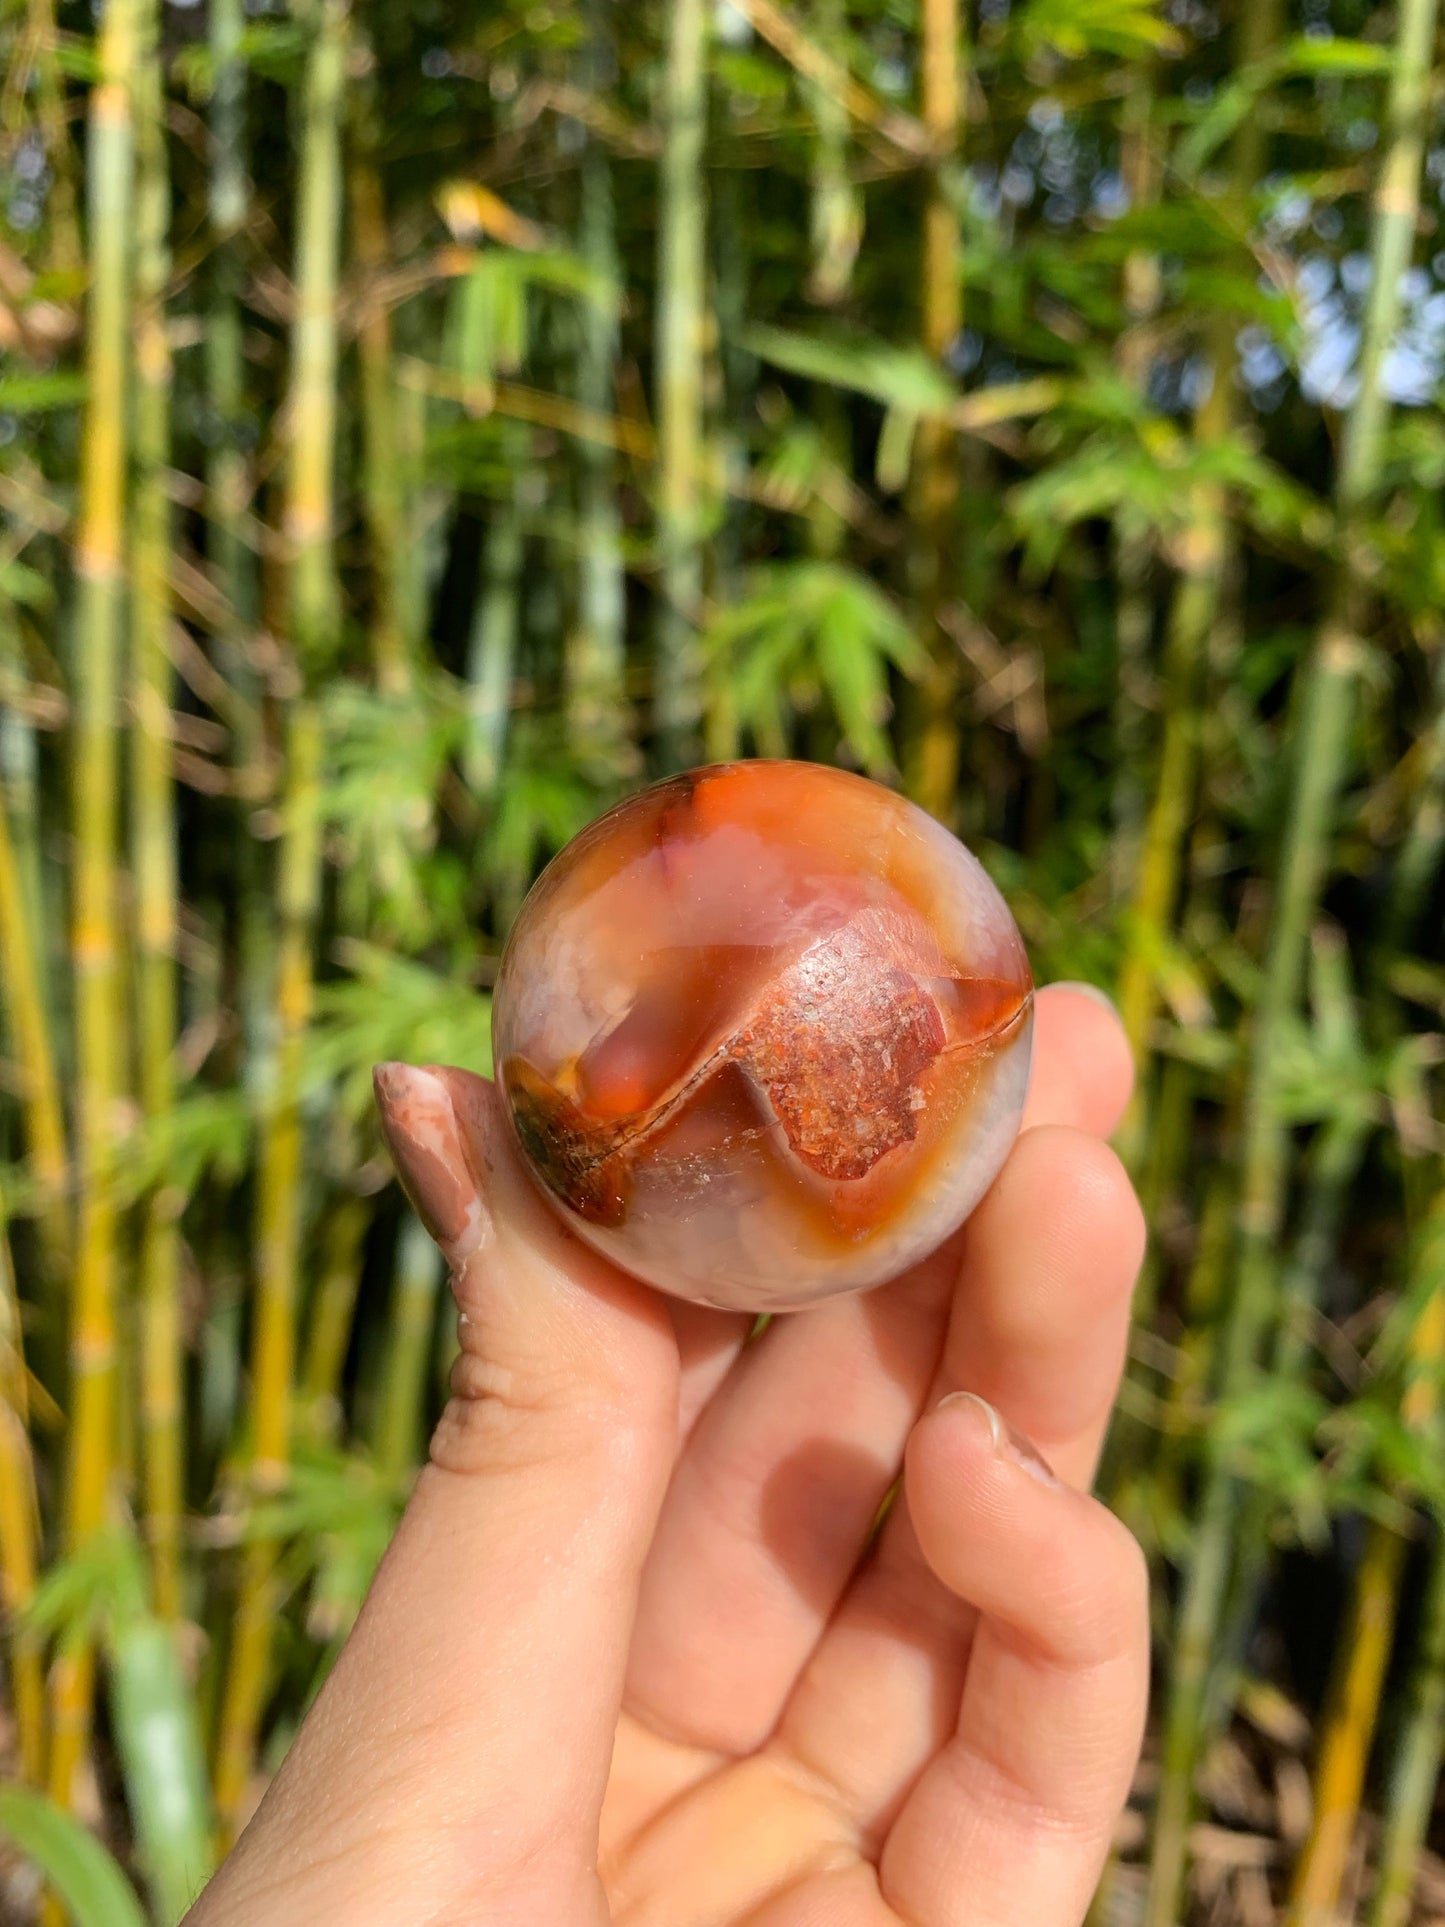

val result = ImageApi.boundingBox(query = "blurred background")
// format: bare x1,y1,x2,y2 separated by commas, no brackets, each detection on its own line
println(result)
0,0,1443,1919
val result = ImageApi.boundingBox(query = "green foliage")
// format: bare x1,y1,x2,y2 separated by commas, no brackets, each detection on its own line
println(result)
0,1788,148,1927
705,561,926,774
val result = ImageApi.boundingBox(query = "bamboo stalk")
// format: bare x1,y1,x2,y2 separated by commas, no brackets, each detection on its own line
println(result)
1115,0,1282,1106
349,65,410,699
49,0,140,1816
212,701,323,1833
214,0,345,1831
567,4,634,780
0,781,69,1274
1370,1511,1445,1927
1287,1190,1445,1926
129,0,183,1627
298,1193,370,1436
904,0,963,822
0,1183,45,1782
371,1215,444,1484
284,0,348,674
652,0,708,768
1145,2,1440,1910
205,0,255,682
804,0,860,307
464,468,525,800
1111,63,1159,897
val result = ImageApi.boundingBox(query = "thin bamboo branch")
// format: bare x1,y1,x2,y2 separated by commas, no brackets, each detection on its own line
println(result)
50,0,139,1815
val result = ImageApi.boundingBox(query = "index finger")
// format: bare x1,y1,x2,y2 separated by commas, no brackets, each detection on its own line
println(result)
1022,981,1134,1137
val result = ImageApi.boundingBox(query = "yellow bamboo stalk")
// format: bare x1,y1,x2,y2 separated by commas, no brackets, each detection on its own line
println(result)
1286,1202,1445,1926
906,0,963,821
49,0,139,1815
212,704,323,1833
214,0,344,1831
0,792,69,1273
0,1189,45,1782
130,0,183,1624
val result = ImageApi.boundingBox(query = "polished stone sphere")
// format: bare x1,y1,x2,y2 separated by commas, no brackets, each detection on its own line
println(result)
492,761,1033,1312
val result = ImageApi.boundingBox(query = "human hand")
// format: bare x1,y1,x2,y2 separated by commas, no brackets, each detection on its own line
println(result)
187,982,1147,1927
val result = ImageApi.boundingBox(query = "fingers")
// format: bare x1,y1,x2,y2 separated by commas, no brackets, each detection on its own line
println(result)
936,1124,1144,1486
879,1395,1148,1927
1022,983,1133,1136
773,1121,1142,1832
201,1065,679,1925
623,1244,961,1756
621,983,1133,1762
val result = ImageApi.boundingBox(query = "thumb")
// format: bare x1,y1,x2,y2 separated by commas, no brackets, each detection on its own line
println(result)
205,1063,679,1925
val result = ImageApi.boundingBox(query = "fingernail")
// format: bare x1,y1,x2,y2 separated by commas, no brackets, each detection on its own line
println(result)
373,1062,492,1260
1054,980,1120,1021
936,1390,1062,1488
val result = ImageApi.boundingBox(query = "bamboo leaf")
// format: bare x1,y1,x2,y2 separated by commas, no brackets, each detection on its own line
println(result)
0,1786,149,1927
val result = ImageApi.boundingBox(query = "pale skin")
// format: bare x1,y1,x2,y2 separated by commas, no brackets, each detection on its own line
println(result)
187,982,1149,1927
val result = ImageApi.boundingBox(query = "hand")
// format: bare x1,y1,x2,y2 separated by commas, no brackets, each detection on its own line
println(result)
188,982,1147,1927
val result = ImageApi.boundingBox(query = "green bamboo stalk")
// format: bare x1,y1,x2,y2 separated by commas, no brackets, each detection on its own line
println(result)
567,9,634,780
804,0,860,306
1116,0,1282,1123
349,66,411,698
904,0,963,823
1145,1,1440,1911
372,1215,444,1484
50,0,140,1816
1383,646,1445,950
212,702,323,1834
0,1182,45,1783
652,0,708,768
205,0,256,707
1110,64,1160,897
298,1192,370,1436
464,449,525,799
129,0,183,1627
284,0,348,674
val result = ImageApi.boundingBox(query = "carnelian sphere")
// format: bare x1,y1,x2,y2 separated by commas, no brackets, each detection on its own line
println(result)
492,761,1033,1313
